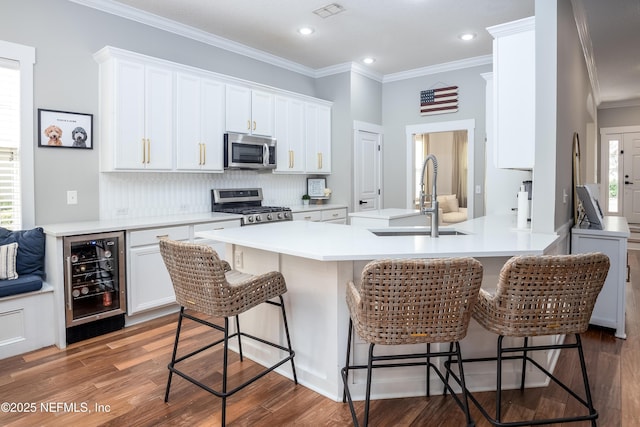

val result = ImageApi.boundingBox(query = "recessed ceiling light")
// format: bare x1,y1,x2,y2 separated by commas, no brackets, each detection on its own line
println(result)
298,27,314,36
363,57,375,65
459,32,477,41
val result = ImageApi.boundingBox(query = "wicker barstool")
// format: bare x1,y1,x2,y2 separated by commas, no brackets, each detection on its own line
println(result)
341,257,484,427
159,239,297,426
456,253,610,427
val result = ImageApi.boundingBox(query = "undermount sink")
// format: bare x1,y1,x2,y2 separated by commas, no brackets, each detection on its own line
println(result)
370,228,467,237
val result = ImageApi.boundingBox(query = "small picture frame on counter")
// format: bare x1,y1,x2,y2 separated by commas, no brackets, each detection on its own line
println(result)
38,109,93,149
307,177,327,199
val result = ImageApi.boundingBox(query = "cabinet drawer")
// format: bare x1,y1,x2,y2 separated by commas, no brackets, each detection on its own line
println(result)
193,220,241,233
322,209,346,222
129,225,190,247
293,211,322,222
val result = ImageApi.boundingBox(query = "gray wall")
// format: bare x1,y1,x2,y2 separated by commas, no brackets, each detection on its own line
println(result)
381,65,490,213
598,106,640,128
1,0,317,225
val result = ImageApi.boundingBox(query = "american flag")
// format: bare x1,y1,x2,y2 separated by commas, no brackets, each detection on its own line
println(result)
420,86,458,115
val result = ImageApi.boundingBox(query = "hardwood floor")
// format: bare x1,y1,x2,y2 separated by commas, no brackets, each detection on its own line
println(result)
2,252,639,426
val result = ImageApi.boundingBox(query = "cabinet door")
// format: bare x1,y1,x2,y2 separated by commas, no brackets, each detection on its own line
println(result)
144,65,173,170
274,96,305,173
305,103,331,174
176,74,224,171
128,245,176,314
251,90,274,137
225,84,252,134
114,59,146,169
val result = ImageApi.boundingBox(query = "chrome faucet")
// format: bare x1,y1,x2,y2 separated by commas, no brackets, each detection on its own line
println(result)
419,154,439,237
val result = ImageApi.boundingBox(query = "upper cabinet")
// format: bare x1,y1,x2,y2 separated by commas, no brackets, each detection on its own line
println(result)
226,85,274,137
176,73,225,172
274,96,305,173
488,17,535,170
98,56,173,171
95,46,331,174
305,103,331,174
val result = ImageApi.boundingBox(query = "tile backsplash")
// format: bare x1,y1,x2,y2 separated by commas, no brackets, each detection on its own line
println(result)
99,171,309,220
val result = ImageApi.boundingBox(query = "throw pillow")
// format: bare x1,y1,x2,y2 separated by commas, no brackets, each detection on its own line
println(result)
0,242,19,280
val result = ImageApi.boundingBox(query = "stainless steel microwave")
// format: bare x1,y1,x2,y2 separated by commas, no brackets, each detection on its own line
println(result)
224,132,276,170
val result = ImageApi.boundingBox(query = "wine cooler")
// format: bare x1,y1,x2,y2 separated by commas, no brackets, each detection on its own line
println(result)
63,231,126,344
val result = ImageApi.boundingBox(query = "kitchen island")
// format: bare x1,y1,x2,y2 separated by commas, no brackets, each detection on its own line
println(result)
197,215,562,401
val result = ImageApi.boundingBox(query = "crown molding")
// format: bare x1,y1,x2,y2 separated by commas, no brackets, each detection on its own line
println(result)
70,0,317,77
486,16,535,37
72,0,491,83
383,55,493,83
598,98,640,110
571,0,601,106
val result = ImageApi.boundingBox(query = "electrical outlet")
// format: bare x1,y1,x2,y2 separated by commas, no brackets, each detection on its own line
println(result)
234,250,243,269
475,185,482,194
67,190,78,205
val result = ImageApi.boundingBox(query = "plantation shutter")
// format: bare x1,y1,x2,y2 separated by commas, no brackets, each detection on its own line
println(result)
0,58,21,230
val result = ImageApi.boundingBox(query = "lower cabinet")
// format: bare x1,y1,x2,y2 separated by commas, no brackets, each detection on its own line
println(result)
292,207,347,224
127,225,190,315
127,219,240,315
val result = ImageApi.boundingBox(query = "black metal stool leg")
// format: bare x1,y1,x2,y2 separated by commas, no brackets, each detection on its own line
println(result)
222,317,230,426
427,343,431,397
520,337,528,390
575,334,597,427
496,335,504,423
343,318,353,403
165,307,185,402
454,342,474,427
235,315,243,362
363,343,375,427
279,295,298,384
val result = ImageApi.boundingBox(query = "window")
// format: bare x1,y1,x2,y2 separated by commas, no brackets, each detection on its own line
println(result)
0,60,21,229
607,138,619,213
0,41,35,229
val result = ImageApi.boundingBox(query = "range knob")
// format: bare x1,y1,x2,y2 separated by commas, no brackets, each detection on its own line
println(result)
246,215,254,223
267,213,273,221
283,212,291,219
277,212,283,219
255,215,262,222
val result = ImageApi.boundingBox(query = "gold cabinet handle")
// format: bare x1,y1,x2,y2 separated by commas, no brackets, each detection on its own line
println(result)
146,139,151,163
317,152,322,170
253,121,257,131
202,143,206,165
198,143,202,165
289,150,293,169
247,120,251,130
141,138,145,164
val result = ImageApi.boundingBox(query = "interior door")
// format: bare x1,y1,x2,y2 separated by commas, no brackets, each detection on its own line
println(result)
354,129,381,211
623,132,640,223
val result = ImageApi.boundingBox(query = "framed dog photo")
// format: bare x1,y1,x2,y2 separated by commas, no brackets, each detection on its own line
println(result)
38,109,93,149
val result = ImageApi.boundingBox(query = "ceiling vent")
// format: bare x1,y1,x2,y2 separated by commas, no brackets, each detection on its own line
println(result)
313,3,345,18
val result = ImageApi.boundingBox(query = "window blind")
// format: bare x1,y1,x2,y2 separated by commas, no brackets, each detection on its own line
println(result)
0,59,21,230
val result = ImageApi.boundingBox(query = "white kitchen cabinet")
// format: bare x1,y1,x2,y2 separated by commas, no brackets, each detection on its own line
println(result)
274,96,305,173
292,206,346,224
225,85,274,137
571,216,629,339
99,56,173,171
488,17,535,170
305,103,331,174
127,225,189,314
176,72,225,172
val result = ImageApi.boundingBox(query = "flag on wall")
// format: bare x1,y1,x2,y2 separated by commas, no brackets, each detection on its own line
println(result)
420,86,458,115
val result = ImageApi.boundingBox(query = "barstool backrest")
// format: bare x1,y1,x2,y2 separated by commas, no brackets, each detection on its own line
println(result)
159,238,233,314
348,257,483,345
474,253,610,337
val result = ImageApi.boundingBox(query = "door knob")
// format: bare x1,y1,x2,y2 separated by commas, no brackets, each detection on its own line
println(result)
625,181,632,185
359,200,368,205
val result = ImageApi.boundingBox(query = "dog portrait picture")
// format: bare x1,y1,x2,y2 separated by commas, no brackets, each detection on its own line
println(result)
44,125,63,146
38,109,93,149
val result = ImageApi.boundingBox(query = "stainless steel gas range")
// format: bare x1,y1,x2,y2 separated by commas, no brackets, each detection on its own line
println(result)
211,188,292,226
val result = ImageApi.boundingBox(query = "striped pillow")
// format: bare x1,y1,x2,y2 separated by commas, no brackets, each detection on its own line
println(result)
0,242,18,280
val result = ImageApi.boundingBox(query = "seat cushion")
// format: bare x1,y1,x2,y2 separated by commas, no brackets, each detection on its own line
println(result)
0,274,43,298
0,227,45,277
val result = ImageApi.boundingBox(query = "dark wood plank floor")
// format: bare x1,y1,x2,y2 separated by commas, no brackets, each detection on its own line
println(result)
1,251,639,426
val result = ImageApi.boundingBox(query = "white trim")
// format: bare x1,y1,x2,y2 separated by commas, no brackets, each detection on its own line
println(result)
383,55,492,83
405,119,475,219
0,40,36,229
71,0,488,83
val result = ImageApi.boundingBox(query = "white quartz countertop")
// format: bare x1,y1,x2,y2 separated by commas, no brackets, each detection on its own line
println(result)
348,208,421,219
41,212,242,237
572,215,630,238
197,214,560,261
288,203,347,213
